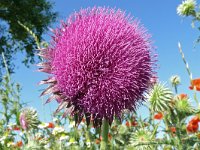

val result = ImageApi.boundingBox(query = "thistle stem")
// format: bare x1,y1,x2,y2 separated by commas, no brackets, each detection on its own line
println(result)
100,118,109,150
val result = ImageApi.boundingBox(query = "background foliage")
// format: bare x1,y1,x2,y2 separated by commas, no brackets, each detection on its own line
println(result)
0,0,57,78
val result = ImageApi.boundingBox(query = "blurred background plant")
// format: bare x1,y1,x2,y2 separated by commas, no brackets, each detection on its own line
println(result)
0,57,199,149
0,0,57,79
177,0,200,43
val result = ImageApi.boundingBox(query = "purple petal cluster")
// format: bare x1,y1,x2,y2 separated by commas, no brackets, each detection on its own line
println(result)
20,113,27,130
39,7,156,126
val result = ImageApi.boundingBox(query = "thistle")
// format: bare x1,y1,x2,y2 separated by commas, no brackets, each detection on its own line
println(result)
170,75,181,87
177,0,196,16
170,75,181,93
174,95,194,115
19,107,40,130
128,129,155,150
39,7,156,126
147,82,173,112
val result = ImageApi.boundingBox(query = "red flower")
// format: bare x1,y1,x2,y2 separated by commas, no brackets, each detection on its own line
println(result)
186,116,200,133
47,122,55,128
131,121,138,127
15,141,23,147
108,133,112,140
95,139,100,144
13,126,20,131
100,136,102,141
36,137,43,141
170,127,176,133
189,78,200,91
154,112,163,120
125,121,130,127
187,123,199,133
190,116,200,124
100,133,112,141
178,94,188,100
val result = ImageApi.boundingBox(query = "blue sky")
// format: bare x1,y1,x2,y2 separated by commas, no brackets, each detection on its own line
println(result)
12,0,200,122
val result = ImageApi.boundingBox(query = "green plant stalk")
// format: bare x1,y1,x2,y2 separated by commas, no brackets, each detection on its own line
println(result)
85,126,92,146
163,116,170,138
26,131,32,146
1,52,10,81
165,108,183,149
193,87,199,106
178,43,200,107
134,140,173,146
100,118,109,150
18,21,41,49
3,101,9,126
176,119,183,150
174,85,178,94
178,43,192,81
1,52,10,125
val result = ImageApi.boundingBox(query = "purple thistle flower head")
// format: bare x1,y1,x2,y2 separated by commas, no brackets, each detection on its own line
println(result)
39,7,157,126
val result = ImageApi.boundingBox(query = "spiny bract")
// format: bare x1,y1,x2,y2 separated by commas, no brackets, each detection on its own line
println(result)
147,82,173,112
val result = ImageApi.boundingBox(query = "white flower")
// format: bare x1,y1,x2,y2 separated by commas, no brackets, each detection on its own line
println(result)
7,142,15,147
38,123,48,129
0,136,7,145
52,126,65,135
86,140,91,148
68,121,75,129
35,132,43,139
177,0,196,16
79,122,85,126
59,135,69,141
53,118,58,123
66,142,71,146
7,123,16,128
44,144,50,149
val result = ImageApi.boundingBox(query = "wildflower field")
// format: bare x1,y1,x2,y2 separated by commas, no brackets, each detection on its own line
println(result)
1,0,200,149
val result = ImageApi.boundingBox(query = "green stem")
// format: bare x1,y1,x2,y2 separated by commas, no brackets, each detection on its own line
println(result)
3,103,9,126
176,117,183,150
174,85,178,94
163,116,171,138
193,87,199,106
100,119,109,150
1,52,10,81
134,140,173,146
26,131,32,146
18,21,41,49
178,43,192,81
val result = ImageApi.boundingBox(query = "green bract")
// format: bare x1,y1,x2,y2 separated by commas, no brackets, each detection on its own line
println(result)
19,107,40,130
147,83,173,112
174,96,194,114
128,129,155,150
